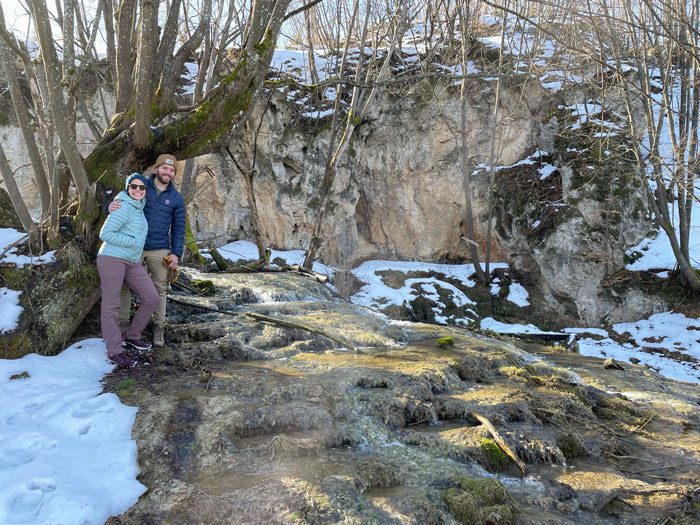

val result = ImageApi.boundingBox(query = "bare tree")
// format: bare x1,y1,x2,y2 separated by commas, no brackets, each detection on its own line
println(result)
302,0,416,269
483,0,700,290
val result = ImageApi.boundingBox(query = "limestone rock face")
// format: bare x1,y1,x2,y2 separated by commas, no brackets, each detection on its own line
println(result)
189,80,544,266
2,75,662,324
0,91,114,219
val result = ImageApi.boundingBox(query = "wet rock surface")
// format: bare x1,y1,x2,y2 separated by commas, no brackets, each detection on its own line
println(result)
104,271,700,525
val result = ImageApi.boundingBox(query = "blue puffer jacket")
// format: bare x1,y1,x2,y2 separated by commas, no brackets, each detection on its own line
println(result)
98,191,148,263
142,174,186,257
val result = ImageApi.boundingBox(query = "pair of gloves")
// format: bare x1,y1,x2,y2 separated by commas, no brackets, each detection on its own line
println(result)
162,254,179,283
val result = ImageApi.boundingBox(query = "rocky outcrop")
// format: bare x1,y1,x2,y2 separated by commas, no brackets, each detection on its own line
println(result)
105,271,700,524
189,79,546,265
186,77,660,324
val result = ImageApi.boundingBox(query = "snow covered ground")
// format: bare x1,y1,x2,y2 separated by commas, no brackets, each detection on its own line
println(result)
0,229,55,266
0,340,144,524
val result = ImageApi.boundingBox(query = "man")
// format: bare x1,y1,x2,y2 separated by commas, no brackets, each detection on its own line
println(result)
110,153,186,347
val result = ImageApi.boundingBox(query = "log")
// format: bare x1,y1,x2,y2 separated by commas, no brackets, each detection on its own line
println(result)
245,312,356,351
471,412,527,475
208,246,229,271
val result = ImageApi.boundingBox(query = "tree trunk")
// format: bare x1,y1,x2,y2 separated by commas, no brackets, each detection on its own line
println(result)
0,25,51,219
28,0,92,209
0,144,35,233
223,148,268,264
132,0,158,149
114,0,136,112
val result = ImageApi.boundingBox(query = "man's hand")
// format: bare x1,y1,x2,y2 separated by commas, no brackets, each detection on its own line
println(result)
164,254,179,269
108,199,122,213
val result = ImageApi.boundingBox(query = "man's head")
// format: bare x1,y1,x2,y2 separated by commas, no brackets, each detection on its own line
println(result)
153,153,177,185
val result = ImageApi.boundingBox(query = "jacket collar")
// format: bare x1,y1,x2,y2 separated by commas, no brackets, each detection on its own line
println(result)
119,190,146,210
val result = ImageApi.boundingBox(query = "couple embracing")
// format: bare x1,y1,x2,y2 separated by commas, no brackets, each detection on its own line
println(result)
96,154,186,368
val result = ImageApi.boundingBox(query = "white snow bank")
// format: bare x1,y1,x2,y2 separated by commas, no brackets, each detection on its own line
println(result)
0,339,146,524
0,228,55,266
351,260,508,310
209,240,335,275
480,317,561,335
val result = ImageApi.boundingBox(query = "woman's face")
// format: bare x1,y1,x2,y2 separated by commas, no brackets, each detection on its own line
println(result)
128,180,147,200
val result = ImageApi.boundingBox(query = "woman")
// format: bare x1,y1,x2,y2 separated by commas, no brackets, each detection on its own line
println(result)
97,173,159,368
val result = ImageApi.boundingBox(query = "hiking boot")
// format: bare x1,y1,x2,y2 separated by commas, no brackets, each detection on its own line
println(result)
109,352,137,368
123,337,152,351
153,326,165,347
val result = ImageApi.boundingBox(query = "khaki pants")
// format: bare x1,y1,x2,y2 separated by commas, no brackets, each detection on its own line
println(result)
119,249,170,328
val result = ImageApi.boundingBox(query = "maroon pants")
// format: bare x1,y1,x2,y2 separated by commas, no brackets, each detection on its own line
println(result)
97,255,159,356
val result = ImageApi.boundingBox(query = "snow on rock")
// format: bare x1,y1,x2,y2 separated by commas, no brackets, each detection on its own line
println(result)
506,282,530,307
0,228,55,266
208,240,334,275
480,317,561,335
0,339,145,524
0,288,22,334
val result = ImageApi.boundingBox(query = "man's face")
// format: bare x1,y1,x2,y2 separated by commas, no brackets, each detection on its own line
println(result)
156,163,176,184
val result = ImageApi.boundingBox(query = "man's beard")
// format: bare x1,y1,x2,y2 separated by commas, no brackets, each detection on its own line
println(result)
156,172,172,185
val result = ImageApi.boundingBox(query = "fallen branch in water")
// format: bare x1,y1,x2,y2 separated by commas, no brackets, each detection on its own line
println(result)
167,296,241,317
471,412,527,475
245,312,356,351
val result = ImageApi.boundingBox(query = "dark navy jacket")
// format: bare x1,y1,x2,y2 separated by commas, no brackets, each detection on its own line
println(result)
142,174,186,257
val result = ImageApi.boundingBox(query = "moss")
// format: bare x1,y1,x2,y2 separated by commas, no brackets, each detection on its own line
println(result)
437,336,455,347
160,58,256,157
442,488,481,523
444,477,516,524
116,378,135,391
193,279,216,296
483,503,516,524
478,438,511,472
353,458,400,492
501,362,573,388
557,432,587,459
1,332,31,359
184,216,205,266
9,371,30,380
0,267,30,289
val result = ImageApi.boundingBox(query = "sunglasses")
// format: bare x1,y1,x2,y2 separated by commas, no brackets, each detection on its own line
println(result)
129,183,146,190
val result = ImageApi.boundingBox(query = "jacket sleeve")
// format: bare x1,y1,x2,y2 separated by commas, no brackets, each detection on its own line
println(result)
170,194,186,257
99,206,140,248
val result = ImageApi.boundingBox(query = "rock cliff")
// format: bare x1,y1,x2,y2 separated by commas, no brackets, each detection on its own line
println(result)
187,78,659,324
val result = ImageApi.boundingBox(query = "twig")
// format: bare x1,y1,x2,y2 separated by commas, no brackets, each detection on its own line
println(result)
245,312,357,351
630,415,654,433
471,412,527,475
624,463,691,475
0,234,28,261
